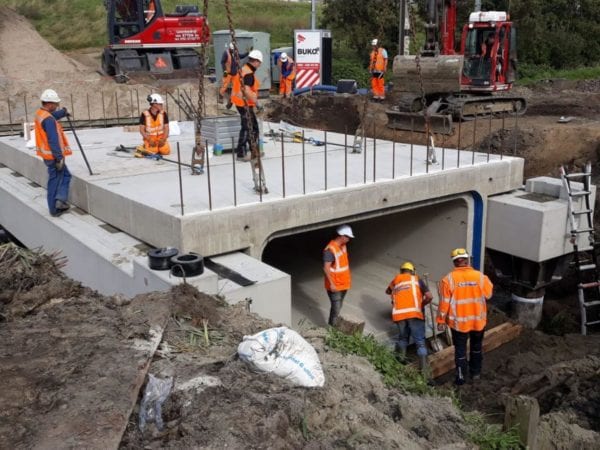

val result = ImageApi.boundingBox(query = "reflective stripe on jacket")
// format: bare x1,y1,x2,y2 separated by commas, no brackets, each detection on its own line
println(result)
324,240,351,291
34,108,72,161
388,273,424,321
369,48,386,72
436,266,493,332
232,64,259,107
142,110,167,140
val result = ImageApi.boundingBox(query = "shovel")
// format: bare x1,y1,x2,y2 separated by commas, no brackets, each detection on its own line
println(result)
423,273,443,353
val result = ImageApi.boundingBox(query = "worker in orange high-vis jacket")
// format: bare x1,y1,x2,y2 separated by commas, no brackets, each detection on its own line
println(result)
138,94,170,156
369,38,388,101
323,224,354,326
34,89,72,217
220,42,250,109
277,52,296,98
386,262,433,371
437,248,493,386
231,49,263,161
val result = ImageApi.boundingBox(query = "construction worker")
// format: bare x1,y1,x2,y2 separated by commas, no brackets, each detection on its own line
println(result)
386,262,433,372
144,0,156,23
437,248,493,386
220,43,250,109
277,52,296,98
34,89,72,217
323,224,354,326
138,94,170,156
369,38,388,101
231,49,262,161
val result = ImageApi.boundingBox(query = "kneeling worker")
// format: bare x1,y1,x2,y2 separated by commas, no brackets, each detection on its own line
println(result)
138,94,170,156
386,262,433,373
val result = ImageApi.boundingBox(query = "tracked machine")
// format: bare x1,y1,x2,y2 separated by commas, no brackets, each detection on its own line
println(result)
102,0,210,82
387,0,527,134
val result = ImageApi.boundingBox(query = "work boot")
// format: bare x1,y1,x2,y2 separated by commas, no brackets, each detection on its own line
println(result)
55,200,70,211
226,100,233,109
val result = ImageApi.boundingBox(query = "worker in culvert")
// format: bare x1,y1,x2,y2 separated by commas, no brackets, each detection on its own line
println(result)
137,94,170,156
34,89,72,217
386,262,433,372
220,42,251,109
231,49,263,161
437,248,493,385
369,38,388,101
323,224,354,326
277,52,296,98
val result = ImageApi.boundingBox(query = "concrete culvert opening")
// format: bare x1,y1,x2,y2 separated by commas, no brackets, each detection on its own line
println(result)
262,197,469,339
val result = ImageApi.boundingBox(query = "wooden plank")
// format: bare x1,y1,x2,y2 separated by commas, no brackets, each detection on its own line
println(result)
430,322,523,378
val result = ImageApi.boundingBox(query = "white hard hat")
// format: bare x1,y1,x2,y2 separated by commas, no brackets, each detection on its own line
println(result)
336,224,354,238
40,89,61,103
371,38,378,46
228,42,234,50
248,49,263,63
148,93,164,104
280,52,288,62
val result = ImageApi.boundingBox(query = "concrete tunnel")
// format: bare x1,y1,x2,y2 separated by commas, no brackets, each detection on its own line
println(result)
262,197,469,340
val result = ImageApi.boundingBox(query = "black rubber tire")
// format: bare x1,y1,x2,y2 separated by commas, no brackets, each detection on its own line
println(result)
148,247,179,270
170,253,204,277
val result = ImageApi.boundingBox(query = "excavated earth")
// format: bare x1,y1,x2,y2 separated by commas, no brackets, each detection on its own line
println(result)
2,5,600,449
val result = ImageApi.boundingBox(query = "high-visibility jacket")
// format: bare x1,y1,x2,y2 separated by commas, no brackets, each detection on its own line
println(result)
369,48,387,73
388,273,425,322
232,64,259,107
324,240,351,291
437,266,493,332
142,110,167,141
34,108,72,161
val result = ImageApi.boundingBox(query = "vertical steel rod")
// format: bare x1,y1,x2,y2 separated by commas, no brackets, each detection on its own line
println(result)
372,122,377,182
392,129,396,179
324,130,328,191
344,128,348,187
302,130,306,194
176,142,185,216
7,100,12,133
23,94,28,123
487,109,493,162
471,114,477,165
410,118,414,176
281,131,286,198
231,137,237,207
101,91,106,127
363,130,367,183
136,89,140,117
441,133,446,170
513,102,518,155
177,88,182,121
130,90,134,118
70,93,75,120
457,119,462,168
115,92,120,125
205,139,212,210
86,93,91,122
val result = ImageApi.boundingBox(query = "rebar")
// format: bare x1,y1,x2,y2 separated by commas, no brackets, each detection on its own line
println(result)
177,142,185,216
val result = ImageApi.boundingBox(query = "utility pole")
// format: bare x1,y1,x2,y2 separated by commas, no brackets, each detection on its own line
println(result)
311,0,317,30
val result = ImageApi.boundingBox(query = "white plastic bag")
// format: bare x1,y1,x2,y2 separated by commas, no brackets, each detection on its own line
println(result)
237,327,325,387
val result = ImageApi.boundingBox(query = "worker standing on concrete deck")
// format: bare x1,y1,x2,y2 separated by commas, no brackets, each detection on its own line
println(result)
138,94,170,156
277,52,296,98
34,89,72,218
369,39,388,101
232,49,262,161
386,262,433,372
323,224,354,326
437,248,493,385
220,43,250,109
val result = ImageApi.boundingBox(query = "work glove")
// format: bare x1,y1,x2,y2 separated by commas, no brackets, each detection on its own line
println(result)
55,158,65,171
62,107,70,117
437,323,446,332
157,139,166,147
223,71,228,77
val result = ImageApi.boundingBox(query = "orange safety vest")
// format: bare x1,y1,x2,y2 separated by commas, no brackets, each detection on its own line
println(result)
369,48,386,72
324,240,351,291
142,110,167,140
232,64,260,107
34,108,72,161
388,273,424,322
437,266,493,332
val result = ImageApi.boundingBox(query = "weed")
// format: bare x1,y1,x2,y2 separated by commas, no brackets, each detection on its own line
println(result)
464,411,523,450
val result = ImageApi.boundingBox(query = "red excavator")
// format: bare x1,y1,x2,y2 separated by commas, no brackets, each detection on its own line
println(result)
387,0,527,134
102,0,210,82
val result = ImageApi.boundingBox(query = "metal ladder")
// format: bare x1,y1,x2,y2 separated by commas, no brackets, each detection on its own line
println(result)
560,162,600,335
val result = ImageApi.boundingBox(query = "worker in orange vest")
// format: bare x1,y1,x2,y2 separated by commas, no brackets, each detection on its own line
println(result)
277,52,296,98
386,262,433,371
34,89,72,217
323,224,354,326
231,49,263,161
437,248,493,385
220,42,251,109
138,94,170,156
369,38,388,101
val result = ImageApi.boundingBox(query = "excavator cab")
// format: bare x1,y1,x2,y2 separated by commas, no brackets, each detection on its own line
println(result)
103,0,210,82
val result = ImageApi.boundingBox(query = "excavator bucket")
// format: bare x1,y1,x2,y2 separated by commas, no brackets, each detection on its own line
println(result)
385,109,453,135
391,55,464,95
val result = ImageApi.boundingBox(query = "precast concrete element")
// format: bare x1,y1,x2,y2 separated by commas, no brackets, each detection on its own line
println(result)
511,294,544,329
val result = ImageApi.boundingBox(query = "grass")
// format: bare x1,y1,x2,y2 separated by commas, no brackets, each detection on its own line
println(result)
0,0,312,50
326,328,524,450
518,64,600,85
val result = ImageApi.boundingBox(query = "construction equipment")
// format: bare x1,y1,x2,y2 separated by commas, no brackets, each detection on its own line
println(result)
102,0,210,82
560,163,600,335
387,1,527,134
115,145,203,173
423,273,443,353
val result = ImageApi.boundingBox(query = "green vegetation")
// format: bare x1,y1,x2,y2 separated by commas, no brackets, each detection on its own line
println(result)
326,328,524,450
518,64,600,86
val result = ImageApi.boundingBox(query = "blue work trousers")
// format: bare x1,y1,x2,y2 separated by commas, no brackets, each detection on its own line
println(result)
44,160,71,215
451,328,485,385
395,318,427,357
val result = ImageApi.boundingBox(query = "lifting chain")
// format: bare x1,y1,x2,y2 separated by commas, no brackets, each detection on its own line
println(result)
407,1,437,164
191,0,211,175
224,0,268,195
